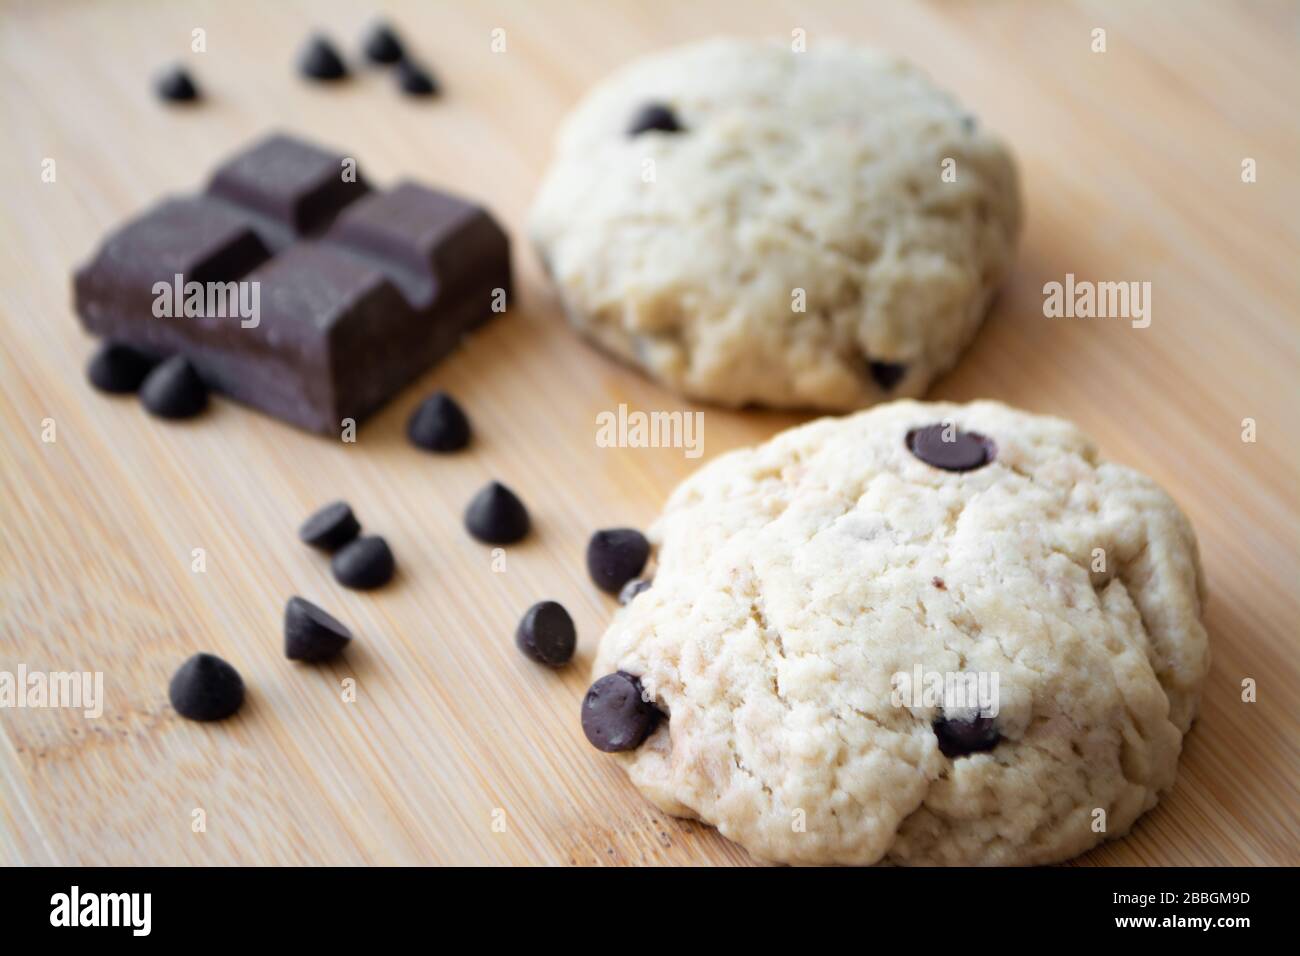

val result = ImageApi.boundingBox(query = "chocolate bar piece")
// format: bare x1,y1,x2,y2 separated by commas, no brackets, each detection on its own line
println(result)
73,134,510,434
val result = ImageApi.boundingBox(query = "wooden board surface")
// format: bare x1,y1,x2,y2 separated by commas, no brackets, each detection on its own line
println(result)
1,0,1297,866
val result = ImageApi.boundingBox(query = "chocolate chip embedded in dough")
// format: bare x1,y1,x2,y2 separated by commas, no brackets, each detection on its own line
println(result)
627,102,683,136
906,424,995,472
586,528,650,595
933,714,1000,758
581,672,660,752
868,360,906,391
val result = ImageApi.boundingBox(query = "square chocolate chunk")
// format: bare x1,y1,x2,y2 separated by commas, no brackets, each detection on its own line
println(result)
73,133,511,433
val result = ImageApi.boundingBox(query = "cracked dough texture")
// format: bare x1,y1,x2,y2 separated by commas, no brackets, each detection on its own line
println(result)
530,39,1022,410
593,400,1209,865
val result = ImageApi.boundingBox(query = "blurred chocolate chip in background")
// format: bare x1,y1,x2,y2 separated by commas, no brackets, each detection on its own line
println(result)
299,34,348,80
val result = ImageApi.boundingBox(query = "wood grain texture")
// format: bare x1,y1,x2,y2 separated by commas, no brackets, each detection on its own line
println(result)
1,0,1297,866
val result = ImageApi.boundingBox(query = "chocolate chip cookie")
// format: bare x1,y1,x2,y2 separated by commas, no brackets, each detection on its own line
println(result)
586,400,1209,864
531,40,1022,410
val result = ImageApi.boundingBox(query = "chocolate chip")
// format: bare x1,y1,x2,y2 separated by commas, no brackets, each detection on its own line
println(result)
407,391,469,452
619,578,652,605
87,342,158,393
169,653,244,721
906,424,994,472
156,66,199,102
299,35,347,80
933,714,1000,758
284,596,353,662
868,360,907,391
140,355,208,419
362,21,405,64
331,535,395,589
396,60,438,97
581,672,660,752
628,102,682,136
515,601,576,667
586,528,650,594
298,500,361,552
931,576,946,590
464,481,530,544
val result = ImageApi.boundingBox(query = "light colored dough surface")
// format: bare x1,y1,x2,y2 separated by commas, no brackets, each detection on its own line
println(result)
530,39,1022,410
594,400,1209,864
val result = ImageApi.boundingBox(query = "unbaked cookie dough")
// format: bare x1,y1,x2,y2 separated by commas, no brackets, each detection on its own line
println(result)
588,400,1209,865
530,39,1022,410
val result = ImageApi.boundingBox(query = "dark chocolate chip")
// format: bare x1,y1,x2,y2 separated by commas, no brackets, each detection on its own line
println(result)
156,65,199,102
298,500,361,551
586,528,650,595
619,578,652,605
396,60,438,97
140,355,208,419
407,391,469,452
868,360,907,391
331,535,395,589
628,102,683,136
515,600,576,667
87,342,159,394
362,21,405,64
284,596,353,662
933,714,1000,758
299,35,348,80
169,653,244,721
932,576,946,590
464,481,530,544
581,672,660,752
906,424,994,472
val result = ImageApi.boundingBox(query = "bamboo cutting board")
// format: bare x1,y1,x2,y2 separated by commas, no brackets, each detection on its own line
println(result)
1,0,1297,866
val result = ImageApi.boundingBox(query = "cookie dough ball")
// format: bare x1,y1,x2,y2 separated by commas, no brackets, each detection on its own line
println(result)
530,40,1022,410
589,400,1209,865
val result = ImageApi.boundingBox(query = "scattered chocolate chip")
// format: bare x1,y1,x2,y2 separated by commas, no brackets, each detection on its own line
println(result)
331,535,394,589
464,481,530,544
87,342,158,393
298,501,360,552
407,391,469,451
619,578,652,605
933,714,1000,758
906,424,994,472
284,596,353,662
628,102,682,136
299,34,347,80
396,60,438,97
140,355,208,419
515,601,576,667
156,65,199,102
932,576,946,590
587,528,650,594
362,21,405,64
868,360,907,391
169,653,244,721
581,672,660,752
